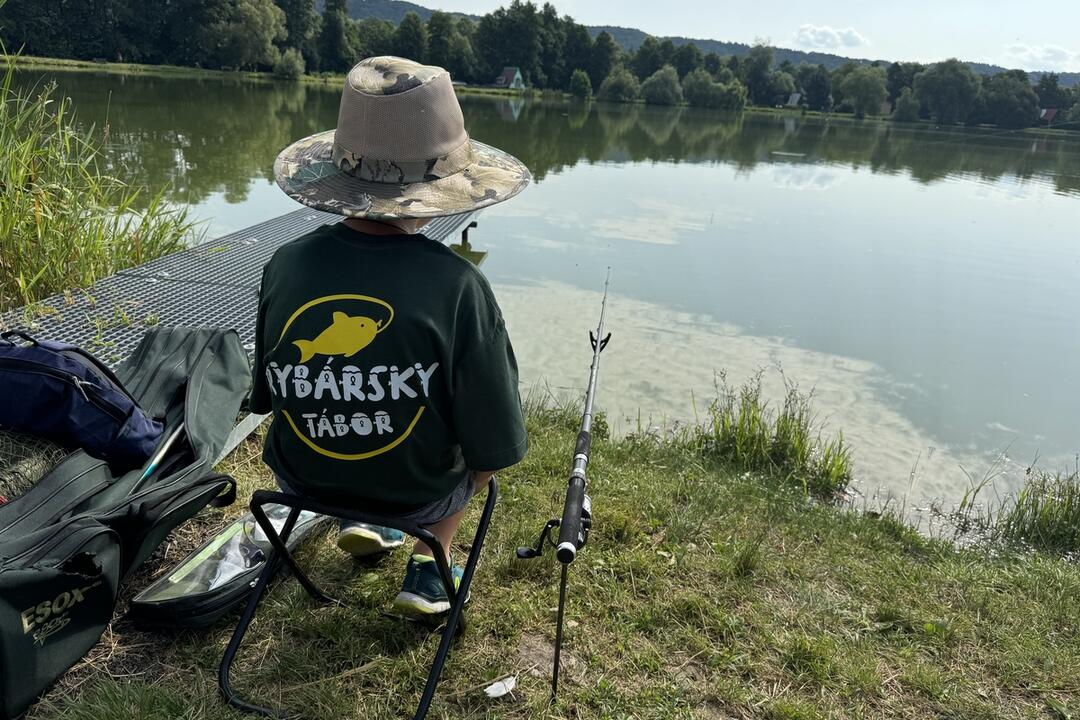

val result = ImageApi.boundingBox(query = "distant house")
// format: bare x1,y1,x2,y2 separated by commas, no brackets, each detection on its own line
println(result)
496,97,525,122
493,67,525,90
785,92,802,108
1040,108,1059,125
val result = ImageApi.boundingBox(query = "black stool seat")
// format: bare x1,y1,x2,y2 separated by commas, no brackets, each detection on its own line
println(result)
218,478,497,719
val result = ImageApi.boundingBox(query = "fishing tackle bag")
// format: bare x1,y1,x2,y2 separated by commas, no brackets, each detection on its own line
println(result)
0,330,164,471
129,506,330,628
0,326,250,719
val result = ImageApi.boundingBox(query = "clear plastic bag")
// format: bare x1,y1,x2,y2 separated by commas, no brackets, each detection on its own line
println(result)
136,504,325,603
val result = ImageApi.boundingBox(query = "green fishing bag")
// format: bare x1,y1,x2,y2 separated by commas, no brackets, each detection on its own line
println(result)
0,326,249,719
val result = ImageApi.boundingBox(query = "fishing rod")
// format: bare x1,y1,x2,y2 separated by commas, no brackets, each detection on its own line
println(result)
131,423,185,493
517,268,611,701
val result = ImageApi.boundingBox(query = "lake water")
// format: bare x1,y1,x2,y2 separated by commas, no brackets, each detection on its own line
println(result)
20,69,1080,511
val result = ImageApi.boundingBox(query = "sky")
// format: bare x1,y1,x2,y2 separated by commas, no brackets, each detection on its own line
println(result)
424,0,1080,72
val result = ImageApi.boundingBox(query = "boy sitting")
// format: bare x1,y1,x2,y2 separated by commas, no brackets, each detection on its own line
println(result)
249,56,531,616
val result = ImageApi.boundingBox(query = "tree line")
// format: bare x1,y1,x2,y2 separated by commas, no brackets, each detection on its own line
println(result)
2,0,1078,128
0,0,619,88
823,57,1080,129
608,42,1079,128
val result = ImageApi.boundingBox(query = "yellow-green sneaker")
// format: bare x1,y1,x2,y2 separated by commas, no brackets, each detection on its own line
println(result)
336,522,406,557
392,554,468,616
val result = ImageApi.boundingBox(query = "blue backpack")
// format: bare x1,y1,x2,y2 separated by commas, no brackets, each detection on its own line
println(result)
0,330,163,470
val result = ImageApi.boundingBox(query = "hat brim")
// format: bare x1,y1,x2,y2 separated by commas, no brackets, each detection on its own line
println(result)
273,130,531,219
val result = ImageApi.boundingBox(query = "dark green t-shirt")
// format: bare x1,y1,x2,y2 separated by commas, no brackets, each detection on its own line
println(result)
250,223,527,511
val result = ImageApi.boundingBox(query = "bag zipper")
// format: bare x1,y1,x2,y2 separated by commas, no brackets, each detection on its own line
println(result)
0,460,108,534
78,377,130,423
119,346,217,506
0,516,106,566
0,357,127,423
58,348,139,405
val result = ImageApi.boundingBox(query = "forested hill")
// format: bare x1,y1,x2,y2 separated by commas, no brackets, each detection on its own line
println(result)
321,0,479,23
341,0,1079,86
588,25,886,71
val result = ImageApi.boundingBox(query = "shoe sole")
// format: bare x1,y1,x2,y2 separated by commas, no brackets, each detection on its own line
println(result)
337,527,404,557
392,589,471,618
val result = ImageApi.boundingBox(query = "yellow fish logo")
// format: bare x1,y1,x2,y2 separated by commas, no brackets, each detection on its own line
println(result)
293,311,383,363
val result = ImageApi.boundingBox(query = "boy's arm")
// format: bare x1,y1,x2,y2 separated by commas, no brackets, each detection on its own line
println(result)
452,323,528,473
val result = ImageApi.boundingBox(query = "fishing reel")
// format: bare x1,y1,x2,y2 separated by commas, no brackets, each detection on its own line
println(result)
516,494,592,561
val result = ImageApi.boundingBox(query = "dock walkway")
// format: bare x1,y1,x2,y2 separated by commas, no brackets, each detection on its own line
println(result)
1,209,475,365
0,209,476,461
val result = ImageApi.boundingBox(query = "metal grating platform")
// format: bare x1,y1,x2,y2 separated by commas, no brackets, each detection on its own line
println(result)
0,209,476,368
118,210,340,289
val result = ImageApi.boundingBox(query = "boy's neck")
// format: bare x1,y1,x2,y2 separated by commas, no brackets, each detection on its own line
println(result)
343,217,430,236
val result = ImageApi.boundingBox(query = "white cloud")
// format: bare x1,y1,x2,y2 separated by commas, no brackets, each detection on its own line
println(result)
770,165,843,191
794,24,869,50
1003,44,1080,71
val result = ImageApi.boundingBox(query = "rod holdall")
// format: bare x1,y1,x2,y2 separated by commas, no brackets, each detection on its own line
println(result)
0,326,250,720
0,330,164,471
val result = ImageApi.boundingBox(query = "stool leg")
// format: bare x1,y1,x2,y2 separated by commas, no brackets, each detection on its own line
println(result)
412,478,498,720
219,506,328,717
252,502,334,604
219,547,285,718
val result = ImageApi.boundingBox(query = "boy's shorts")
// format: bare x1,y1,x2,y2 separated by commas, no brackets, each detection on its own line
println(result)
275,472,478,527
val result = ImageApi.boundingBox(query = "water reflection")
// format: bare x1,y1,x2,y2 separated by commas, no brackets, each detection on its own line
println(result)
17,69,1080,507
23,69,1080,206
14,72,334,208
498,280,991,506
477,159,1080,507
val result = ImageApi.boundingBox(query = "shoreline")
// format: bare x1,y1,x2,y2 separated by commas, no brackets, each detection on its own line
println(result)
13,55,1076,135
9,54,530,97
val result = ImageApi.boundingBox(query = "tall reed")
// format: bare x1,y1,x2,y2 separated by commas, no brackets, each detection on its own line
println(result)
700,372,853,498
0,51,193,311
996,467,1080,554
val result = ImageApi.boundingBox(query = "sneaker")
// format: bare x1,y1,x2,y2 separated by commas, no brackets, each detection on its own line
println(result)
336,522,406,557
392,554,468,617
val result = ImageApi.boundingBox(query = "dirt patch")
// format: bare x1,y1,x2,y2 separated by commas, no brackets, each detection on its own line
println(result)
514,632,582,681
692,701,738,719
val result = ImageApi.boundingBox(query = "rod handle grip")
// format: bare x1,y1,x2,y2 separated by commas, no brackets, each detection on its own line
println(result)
557,474,587,563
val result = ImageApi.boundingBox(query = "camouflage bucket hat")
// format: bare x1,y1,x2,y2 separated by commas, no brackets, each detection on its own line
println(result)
274,56,531,219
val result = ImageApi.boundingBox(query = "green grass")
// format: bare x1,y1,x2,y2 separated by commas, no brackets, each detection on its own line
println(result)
10,54,269,80
948,463,1080,556
0,52,193,311
932,450,1080,556
997,468,1080,553
693,372,852,498
25,399,1080,720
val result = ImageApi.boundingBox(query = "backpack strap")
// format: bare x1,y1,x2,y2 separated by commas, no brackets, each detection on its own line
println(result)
206,473,238,508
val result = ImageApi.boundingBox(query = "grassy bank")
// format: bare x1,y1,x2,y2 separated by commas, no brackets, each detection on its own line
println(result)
10,54,269,81
11,55,527,98
943,462,1080,556
0,54,192,311
25,395,1079,720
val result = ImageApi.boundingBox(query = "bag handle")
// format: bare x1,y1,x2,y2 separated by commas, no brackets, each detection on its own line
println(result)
0,330,37,346
205,473,238,508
